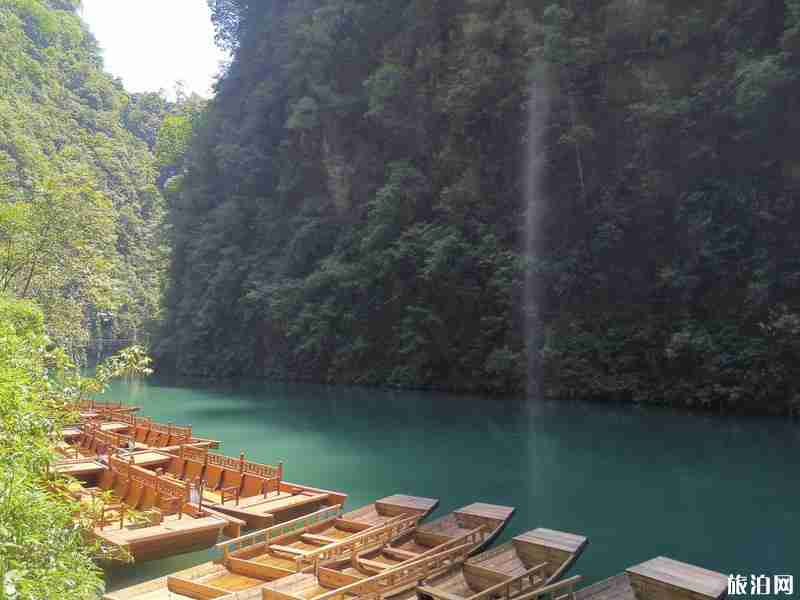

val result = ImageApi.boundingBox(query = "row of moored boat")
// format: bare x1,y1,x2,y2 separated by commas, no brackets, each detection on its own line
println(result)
55,401,730,600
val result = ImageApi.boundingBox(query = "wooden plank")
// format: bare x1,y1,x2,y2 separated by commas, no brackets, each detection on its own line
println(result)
626,557,728,599
513,529,587,554
455,504,515,522
270,544,308,556
376,495,439,515
301,533,339,544
417,586,468,600
228,557,293,581
318,567,364,588
167,576,229,599
358,558,390,571
575,574,637,600
384,547,420,560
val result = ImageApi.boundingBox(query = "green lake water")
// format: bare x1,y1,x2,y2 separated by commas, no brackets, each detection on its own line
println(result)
104,377,798,593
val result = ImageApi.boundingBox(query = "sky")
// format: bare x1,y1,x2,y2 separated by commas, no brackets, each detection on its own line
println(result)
79,1,229,99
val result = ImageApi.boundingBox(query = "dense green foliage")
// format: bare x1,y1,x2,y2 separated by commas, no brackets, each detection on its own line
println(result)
0,0,167,354
0,296,102,599
158,0,800,413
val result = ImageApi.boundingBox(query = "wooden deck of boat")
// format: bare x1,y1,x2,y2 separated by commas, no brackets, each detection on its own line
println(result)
575,574,637,600
252,553,298,570
418,514,470,537
456,503,515,522
471,544,526,575
128,450,173,468
392,539,432,554
205,572,264,591
380,495,439,514
220,491,331,516
316,524,354,539
103,561,225,600
62,421,130,439
626,557,728,599
514,528,588,554
53,459,105,478
263,573,334,600
97,513,225,545
422,571,474,598
418,503,514,541
344,495,438,525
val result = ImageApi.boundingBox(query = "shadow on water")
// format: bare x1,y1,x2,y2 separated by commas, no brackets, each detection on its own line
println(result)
104,377,798,593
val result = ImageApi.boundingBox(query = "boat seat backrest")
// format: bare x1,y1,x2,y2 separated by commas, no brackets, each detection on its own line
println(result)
144,430,160,446
240,474,265,497
112,476,128,499
167,457,186,478
150,432,168,447
139,486,157,510
183,460,203,482
125,481,144,509
203,465,223,490
221,469,242,490
97,468,115,490
135,427,149,442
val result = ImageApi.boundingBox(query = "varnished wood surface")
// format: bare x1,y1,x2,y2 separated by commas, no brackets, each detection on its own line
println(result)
455,504,515,522
513,529,588,554
53,460,105,477
626,557,728,599
575,574,637,600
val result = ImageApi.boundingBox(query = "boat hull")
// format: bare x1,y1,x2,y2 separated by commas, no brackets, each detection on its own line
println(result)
97,519,226,564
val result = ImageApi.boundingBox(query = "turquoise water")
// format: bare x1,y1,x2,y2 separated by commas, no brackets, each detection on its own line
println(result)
104,377,799,592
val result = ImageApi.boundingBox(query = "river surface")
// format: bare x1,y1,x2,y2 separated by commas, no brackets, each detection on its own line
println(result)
104,377,799,593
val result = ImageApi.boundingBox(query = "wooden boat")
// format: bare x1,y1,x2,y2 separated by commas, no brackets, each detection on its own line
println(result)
223,496,440,566
414,528,588,600
103,504,423,600
60,414,220,459
67,453,243,563
226,496,455,579
573,556,728,600
157,445,351,530
348,503,515,575
77,399,140,420
256,503,505,600
261,541,475,600
334,495,440,528
412,503,514,556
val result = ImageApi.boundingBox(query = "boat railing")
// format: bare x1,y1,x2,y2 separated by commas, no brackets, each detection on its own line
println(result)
178,445,283,480
303,513,421,570
217,504,344,559
420,524,487,559
88,426,136,453
311,542,475,600
108,454,189,506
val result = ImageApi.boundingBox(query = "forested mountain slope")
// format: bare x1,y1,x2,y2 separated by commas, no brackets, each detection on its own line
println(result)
0,0,166,353
159,0,800,413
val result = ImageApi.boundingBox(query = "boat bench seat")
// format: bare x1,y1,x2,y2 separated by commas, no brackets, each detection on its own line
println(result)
384,547,420,560
301,533,339,545
359,558,390,571
270,544,307,556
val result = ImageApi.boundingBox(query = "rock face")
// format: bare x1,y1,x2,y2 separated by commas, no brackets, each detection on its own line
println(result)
322,133,354,213
158,1,800,411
